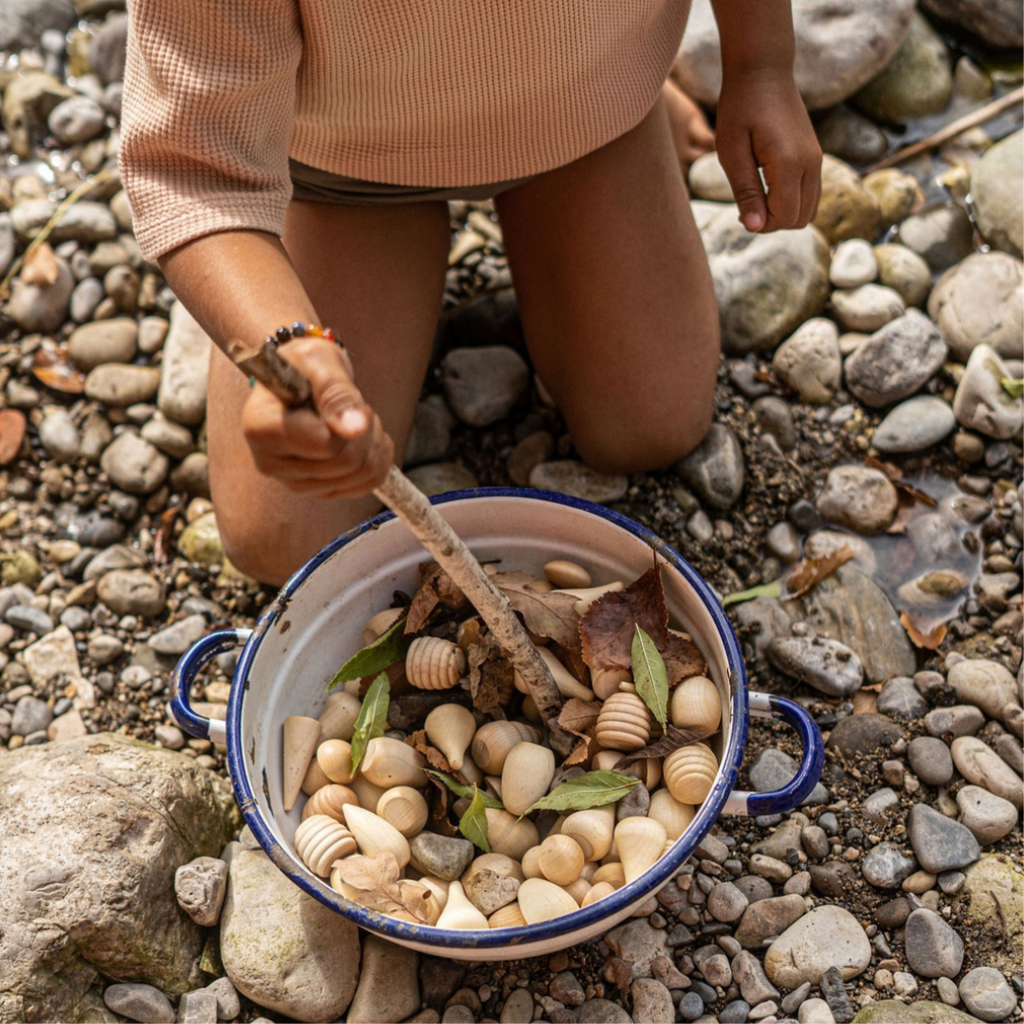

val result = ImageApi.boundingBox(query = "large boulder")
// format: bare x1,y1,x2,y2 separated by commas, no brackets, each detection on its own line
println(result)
919,0,1023,49
0,734,240,1024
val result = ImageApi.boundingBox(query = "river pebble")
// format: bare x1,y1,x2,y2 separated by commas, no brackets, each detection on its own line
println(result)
898,203,975,272
955,785,1019,845
907,803,980,873
766,635,863,697
904,908,964,978
958,967,1017,1022
816,465,898,534
947,658,1019,725
971,129,1023,258
102,983,175,1024
829,239,877,288
764,906,871,989
873,243,932,308
872,396,956,454
877,677,929,719
441,345,529,427
527,460,628,504
771,318,841,404
831,283,906,333
861,842,916,889
906,737,954,786
953,344,1024,440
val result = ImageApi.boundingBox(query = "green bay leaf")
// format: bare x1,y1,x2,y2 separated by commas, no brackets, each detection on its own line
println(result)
459,786,491,852
426,770,504,809
632,624,668,727
349,672,390,773
524,769,639,814
721,580,783,607
327,614,410,691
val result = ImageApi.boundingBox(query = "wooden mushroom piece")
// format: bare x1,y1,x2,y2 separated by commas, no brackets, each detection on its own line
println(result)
405,636,466,690
283,715,321,812
424,703,476,771
471,720,540,775
294,814,357,876
376,785,429,837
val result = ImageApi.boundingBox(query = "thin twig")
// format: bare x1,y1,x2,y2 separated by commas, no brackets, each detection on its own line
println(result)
227,339,563,717
863,86,1024,174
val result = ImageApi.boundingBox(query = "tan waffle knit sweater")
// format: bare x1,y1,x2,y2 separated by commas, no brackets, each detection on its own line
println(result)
121,0,691,259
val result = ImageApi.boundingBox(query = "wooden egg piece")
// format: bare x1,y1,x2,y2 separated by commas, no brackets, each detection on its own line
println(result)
294,814,357,876
664,743,719,805
376,785,429,837
501,742,555,816
581,881,616,907
424,703,476,771
560,805,616,862
521,846,544,879
360,736,427,788
591,667,632,701
484,808,540,861
518,877,579,923
349,774,387,811
342,803,411,867
594,692,652,752
543,559,591,589
590,861,626,888
302,783,360,823
406,636,466,690
436,880,489,930
317,738,355,784
318,691,361,742
538,834,585,886
361,606,405,646
282,715,321,812
301,756,332,796
561,877,591,905
489,902,527,929
471,720,540,775
648,789,695,841
669,676,722,733
615,817,667,884
515,647,594,702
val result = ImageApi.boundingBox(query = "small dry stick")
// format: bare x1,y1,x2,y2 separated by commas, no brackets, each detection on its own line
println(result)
863,86,1024,174
227,339,563,718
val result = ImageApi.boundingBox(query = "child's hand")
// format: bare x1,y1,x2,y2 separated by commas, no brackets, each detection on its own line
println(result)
240,336,394,499
714,67,821,234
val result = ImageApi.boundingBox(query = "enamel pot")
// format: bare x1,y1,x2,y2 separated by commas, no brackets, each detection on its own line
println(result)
171,488,824,960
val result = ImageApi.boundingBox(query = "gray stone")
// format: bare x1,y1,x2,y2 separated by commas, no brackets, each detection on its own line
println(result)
749,748,828,805
7,605,55,634
674,423,745,509
204,977,240,1022
346,933,419,1024
577,998,633,1023
874,243,932,308
170,453,211,500
907,737,954,786
850,1001,980,1023
766,635,863,698
605,919,668,978
960,855,1024,976
68,318,139,370
158,302,212,427
688,151,733,201
630,978,674,1024
972,130,1023,258
500,987,535,1024
149,615,208,657
84,544,149,581
96,570,166,619
831,284,906,334
956,786,1018,845
863,788,900,825
817,103,888,164
0,735,238,1023
766,521,801,563
88,634,124,665
23,626,84,692
48,95,105,144
734,893,806,948
410,832,475,881
0,0,75,51
89,11,128,85
948,659,1019,726
873,396,956,454
753,395,796,450
862,842,916,889
764,906,871,989
844,309,948,408
141,416,196,460
404,395,455,467
5,257,74,333
100,432,170,494
830,239,878,288
898,204,976,272
732,950,780,1006
86,365,162,407
12,696,54,736
706,881,749,922
921,0,1021,48
177,989,218,1024
407,462,479,497
816,466,898,534
803,530,877,575
951,737,1023,808
959,968,1016,1022
174,856,228,928
693,202,830,354
904,908,964,978
441,345,529,427
926,705,985,739
220,849,360,1022
39,408,81,462
771,318,841,404
10,199,117,244
877,677,929,719
674,0,915,111
908,804,980,873
103,983,176,1024
527,459,628,504
953,345,1023,440
928,252,1023,362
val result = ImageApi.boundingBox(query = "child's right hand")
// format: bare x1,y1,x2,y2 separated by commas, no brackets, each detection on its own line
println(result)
240,335,394,499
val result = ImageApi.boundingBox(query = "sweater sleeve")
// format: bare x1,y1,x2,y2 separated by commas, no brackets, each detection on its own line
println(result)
121,0,302,260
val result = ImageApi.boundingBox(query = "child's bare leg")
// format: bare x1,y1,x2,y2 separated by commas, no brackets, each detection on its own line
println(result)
206,200,450,586
495,94,719,475
663,78,715,170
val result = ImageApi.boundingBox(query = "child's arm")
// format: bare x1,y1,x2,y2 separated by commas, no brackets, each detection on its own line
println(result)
709,0,822,233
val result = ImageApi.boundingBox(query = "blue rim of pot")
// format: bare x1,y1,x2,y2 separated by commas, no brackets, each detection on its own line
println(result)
226,486,749,950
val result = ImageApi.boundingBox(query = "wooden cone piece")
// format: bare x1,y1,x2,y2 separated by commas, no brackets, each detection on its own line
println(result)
283,715,321,812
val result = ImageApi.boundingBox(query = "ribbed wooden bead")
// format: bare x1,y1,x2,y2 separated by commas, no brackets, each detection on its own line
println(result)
294,814,357,876
301,783,360,823
663,743,719,805
594,692,652,752
405,636,466,690
669,676,722,733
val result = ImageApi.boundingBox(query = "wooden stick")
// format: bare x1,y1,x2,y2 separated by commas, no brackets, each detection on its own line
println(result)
863,86,1024,174
227,340,563,718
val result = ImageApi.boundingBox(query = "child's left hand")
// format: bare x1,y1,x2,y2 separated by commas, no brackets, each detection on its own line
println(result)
714,66,821,234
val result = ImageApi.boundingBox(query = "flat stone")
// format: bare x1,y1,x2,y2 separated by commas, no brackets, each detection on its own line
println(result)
527,460,628,504
956,786,1018,845
100,432,170,494
873,396,956,454
803,529,877,575
734,893,806,948
7,605,54,634
827,714,902,759
410,832,474,881
766,635,863,698
904,908,964,978
406,462,479,497
39,408,81,462
953,345,1023,440
732,950,780,1006
500,987,535,1024
898,203,975,272
149,615,208,657
175,856,228,928
204,977,240,1022
771,318,841,404
830,239,878,288
877,677,929,719
85,364,161,407
851,1001,980,1023
908,804,980,873
863,788,900,825
605,919,668,978
141,416,196,460
103,983,176,1024
948,658,1018,725
630,978,674,1024
11,696,54,737
706,881,749,922
907,737,954,786
10,199,116,244
440,345,529,427
347,933,419,1024
960,855,1023,976
925,705,985,739
404,395,455,468
177,989,218,1024
158,302,212,427
951,737,1023,808
765,906,870,990
5,258,74,333
873,242,932,308
23,625,83,688
577,998,632,1023
47,709,86,743
861,842,916,889
816,466,898,535
674,423,745,509
97,570,166,619
958,968,1016,1023
749,747,828,805
831,284,906,334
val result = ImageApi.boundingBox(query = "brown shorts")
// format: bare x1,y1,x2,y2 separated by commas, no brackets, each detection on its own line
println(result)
290,159,535,205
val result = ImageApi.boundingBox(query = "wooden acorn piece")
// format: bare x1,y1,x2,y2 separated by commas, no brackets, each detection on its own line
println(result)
615,817,667,884
484,808,540,861
663,743,719,805
489,902,527,929
376,785,429,837
471,720,540,775
294,814,357,876
501,742,556,816
648,789,696,841
283,715,321,812
318,691,361,742
594,692,652,752
669,675,722,733
518,877,580,923
360,736,427,789
317,738,355,784
361,606,405,646
405,636,466,690
424,703,476,771
342,803,411,868
560,805,616,862
301,783,360,823
521,845,543,879
436,880,489,930
543,559,592,589
538,834,585,886
581,880,616,906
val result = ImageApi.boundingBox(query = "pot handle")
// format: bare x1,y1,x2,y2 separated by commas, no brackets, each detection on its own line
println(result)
170,628,252,744
723,691,825,816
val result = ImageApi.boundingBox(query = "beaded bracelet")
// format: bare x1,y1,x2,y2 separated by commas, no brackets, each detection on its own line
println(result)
265,322,340,347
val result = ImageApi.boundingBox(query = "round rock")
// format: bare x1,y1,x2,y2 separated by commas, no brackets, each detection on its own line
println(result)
953,345,1023,440
830,238,878,288
862,842,917,889
674,423,745,509
771,317,841,404
95,570,166,619
904,908,964,978
899,203,975,272
816,465,898,534
100,432,169,494
972,129,1023,258
873,396,956,454
956,786,1018,846
874,243,932,308
410,832,474,881
947,658,1018,724
48,94,106,144
907,803,980,874
440,345,529,427
68,318,139,370
958,967,1017,1022
85,365,161,407
831,284,906,334
906,738,954,786
764,905,871,989
951,737,1023,808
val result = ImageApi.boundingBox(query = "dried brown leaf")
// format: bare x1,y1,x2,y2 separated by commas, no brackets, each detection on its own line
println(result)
557,698,601,737
32,342,86,394
549,639,590,683
661,632,707,687
866,457,936,508
579,567,669,671
332,852,430,923
0,409,26,466
465,632,510,714
900,611,948,650
492,570,581,649
564,737,593,767
406,561,467,634
785,545,855,600
153,506,179,565
852,689,878,715
407,728,456,775
21,242,58,286
614,725,717,769
332,850,401,892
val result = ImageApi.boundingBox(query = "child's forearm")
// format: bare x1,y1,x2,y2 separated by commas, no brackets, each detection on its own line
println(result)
710,0,796,75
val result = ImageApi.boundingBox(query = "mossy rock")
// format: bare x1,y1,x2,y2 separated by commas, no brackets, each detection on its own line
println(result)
852,1000,983,1023
958,853,1024,975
